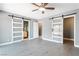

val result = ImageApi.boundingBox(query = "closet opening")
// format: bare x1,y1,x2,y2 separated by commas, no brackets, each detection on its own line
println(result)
63,16,75,45
23,20,29,40
38,23,42,39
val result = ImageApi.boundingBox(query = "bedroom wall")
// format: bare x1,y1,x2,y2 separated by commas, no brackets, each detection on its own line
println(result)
42,9,79,47
75,11,79,46
0,11,12,44
42,17,52,40
30,20,33,39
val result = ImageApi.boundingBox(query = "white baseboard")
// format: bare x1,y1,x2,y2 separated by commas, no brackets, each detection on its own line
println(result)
64,38,74,41
74,44,79,48
0,40,22,46
30,37,39,40
30,37,35,40
52,40,63,43
42,37,63,43
42,37,79,48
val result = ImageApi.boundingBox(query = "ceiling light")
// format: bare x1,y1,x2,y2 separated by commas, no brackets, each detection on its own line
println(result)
39,7,45,11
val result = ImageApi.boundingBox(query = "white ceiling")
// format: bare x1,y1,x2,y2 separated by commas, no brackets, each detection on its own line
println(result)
1,3,79,19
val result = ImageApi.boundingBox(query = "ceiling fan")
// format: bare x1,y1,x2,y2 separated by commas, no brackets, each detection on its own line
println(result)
32,3,55,14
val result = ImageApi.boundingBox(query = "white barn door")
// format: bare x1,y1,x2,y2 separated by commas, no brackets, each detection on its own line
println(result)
33,22,39,38
12,17,23,41
52,17,63,43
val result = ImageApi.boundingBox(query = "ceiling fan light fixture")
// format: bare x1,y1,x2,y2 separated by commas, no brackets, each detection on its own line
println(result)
39,7,45,11
32,3,55,14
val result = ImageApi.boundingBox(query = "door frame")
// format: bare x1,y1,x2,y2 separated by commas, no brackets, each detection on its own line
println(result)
63,15,76,46
23,20,30,40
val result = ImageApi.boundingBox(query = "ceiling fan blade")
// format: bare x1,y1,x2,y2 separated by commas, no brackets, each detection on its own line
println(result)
32,3,40,7
32,9,38,12
45,7,55,10
44,3,48,7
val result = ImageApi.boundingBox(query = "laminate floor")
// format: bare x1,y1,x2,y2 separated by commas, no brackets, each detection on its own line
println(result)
0,38,79,56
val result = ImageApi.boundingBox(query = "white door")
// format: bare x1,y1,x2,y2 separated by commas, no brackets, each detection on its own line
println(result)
33,22,38,38
12,17,23,41
52,17,63,43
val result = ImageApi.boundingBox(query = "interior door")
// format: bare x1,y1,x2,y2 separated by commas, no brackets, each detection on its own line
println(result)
33,22,38,38
12,17,23,41
52,17,63,43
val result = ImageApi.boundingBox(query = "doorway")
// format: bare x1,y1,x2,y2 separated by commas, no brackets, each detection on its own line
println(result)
23,20,29,40
38,23,42,38
63,15,75,45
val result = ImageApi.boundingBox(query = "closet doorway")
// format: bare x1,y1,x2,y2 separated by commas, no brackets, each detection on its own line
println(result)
23,20,30,40
38,23,42,38
63,15,75,46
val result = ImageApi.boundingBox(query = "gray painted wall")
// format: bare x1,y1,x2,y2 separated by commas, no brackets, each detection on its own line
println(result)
30,20,33,38
0,11,12,44
75,12,79,46
42,18,52,40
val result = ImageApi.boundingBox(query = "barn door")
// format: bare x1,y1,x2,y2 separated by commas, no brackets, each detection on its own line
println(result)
12,17,23,41
52,17,63,43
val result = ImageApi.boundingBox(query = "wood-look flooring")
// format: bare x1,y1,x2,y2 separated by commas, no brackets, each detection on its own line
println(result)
0,38,79,56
